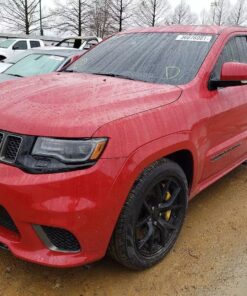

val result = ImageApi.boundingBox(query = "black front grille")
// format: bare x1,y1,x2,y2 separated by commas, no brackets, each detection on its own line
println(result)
0,206,19,234
0,133,22,163
42,226,80,252
3,136,22,162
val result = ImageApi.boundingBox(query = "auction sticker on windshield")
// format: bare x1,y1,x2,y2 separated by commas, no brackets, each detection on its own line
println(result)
176,35,212,42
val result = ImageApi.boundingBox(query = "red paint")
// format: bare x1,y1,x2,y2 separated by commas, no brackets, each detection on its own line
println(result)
221,62,247,81
0,25,246,267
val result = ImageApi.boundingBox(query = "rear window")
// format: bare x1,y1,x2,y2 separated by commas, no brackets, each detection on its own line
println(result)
30,41,41,48
69,33,217,85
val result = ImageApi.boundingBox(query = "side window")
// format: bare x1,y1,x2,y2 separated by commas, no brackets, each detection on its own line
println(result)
236,36,247,63
30,41,41,48
13,41,28,50
211,36,247,80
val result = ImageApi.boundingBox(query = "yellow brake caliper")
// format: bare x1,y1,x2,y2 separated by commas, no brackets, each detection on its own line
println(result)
164,191,172,221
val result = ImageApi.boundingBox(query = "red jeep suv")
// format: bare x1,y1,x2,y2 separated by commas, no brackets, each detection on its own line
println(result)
0,26,246,270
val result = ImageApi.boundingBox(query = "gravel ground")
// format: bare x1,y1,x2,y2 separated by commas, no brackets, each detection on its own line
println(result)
0,166,246,296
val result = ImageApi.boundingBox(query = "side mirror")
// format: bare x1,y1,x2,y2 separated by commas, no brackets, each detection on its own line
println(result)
209,62,247,90
221,62,247,81
13,45,20,50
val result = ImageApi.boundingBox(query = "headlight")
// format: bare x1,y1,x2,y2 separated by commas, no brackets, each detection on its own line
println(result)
32,137,107,164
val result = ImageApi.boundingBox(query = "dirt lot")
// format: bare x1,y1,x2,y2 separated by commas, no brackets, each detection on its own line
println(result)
0,166,246,296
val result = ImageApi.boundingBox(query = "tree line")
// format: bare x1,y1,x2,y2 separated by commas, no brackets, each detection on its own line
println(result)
0,0,246,38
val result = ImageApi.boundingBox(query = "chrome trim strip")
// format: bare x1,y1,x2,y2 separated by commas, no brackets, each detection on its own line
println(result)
211,143,241,162
33,225,80,254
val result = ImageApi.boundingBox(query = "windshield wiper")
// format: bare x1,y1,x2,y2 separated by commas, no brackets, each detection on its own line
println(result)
7,73,23,77
63,69,79,73
63,70,135,81
91,72,135,81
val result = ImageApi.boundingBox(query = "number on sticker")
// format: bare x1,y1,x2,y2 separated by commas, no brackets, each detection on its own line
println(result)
176,35,212,42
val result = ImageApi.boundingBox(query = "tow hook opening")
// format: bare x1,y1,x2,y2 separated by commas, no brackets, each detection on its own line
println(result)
0,242,9,251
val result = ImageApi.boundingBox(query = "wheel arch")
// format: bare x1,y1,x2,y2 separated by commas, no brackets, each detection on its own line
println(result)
107,133,197,257
165,150,194,190
110,132,198,212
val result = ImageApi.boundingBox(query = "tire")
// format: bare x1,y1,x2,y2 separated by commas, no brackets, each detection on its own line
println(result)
108,158,188,270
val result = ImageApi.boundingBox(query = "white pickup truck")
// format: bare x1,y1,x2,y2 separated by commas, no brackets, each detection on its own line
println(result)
0,38,45,61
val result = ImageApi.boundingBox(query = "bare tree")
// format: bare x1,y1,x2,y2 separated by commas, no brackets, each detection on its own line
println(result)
170,0,198,25
200,9,211,25
0,0,46,34
52,0,89,36
210,0,230,25
89,0,115,37
135,0,170,27
110,0,132,32
227,0,246,25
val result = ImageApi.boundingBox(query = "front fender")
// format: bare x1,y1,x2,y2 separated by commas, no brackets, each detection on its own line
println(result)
108,132,198,232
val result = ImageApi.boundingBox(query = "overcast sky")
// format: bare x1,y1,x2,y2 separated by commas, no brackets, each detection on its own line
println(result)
0,0,239,36
42,0,238,14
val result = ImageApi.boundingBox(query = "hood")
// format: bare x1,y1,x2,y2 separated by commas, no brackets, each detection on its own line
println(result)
0,48,8,53
0,48,9,57
0,72,182,137
0,73,19,83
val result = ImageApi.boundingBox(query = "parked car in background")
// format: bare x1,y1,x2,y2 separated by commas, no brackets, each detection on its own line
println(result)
55,36,102,50
0,38,45,61
0,49,81,82
0,51,31,73
0,64,9,73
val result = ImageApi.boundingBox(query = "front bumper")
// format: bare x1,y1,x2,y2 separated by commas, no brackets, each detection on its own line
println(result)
0,158,126,267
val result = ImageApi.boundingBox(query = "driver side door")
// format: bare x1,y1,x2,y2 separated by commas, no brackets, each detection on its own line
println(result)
202,35,247,181
12,40,28,58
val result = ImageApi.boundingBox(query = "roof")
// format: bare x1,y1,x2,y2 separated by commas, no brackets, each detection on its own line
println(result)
122,25,247,35
0,32,62,43
28,48,81,57
59,36,100,41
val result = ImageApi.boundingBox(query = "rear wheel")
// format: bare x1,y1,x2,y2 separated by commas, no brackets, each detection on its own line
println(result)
109,159,188,270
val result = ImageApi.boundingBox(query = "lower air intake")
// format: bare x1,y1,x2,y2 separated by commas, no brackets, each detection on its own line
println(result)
41,226,80,253
0,206,19,234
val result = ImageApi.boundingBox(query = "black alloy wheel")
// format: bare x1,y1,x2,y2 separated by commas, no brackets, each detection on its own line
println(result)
109,159,188,270
135,177,184,257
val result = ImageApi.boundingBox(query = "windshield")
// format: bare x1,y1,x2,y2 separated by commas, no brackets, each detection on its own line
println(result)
5,53,66,77
68,33,216,85
0,39,17,49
